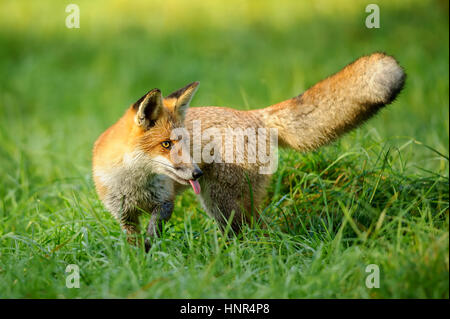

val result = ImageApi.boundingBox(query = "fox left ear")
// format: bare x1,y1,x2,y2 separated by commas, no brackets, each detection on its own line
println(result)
134,88,164,129
165,81,199,120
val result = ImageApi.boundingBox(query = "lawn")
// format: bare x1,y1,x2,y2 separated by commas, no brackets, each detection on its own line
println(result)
0,0,448,298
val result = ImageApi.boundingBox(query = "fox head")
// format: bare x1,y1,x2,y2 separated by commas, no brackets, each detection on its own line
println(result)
131,82,202,193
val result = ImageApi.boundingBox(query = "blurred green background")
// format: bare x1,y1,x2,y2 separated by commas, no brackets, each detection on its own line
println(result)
0,0,448,174
0,0,448,298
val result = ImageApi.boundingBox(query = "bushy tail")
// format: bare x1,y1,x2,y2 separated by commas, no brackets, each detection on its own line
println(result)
256,52,405,151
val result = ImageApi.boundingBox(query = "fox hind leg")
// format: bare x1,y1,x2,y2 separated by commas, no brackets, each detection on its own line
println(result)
198,182,256,234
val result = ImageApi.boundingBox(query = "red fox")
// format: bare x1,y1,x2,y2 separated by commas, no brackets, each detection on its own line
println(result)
92,52,405,250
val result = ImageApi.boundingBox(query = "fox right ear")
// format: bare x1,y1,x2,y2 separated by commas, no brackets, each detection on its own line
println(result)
165,81,199,121
133,89,164,129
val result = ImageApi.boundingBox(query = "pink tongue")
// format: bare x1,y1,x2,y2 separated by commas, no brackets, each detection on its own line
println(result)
189,179,201,195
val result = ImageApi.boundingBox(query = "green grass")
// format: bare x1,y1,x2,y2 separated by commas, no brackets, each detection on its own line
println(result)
0,0,448,298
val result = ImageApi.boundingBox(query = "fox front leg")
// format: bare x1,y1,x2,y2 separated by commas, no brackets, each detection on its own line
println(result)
120,213,142,246
145,201,174,252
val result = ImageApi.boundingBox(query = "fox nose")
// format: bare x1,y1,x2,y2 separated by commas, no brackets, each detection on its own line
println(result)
192,168,203,180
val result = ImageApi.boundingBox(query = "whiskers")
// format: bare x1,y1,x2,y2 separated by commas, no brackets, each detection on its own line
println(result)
148,158,176,170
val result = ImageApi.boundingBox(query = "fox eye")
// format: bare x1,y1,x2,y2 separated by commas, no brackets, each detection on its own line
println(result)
161,141,172,149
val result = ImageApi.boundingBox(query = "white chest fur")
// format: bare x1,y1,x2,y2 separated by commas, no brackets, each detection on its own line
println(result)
95,150,174,219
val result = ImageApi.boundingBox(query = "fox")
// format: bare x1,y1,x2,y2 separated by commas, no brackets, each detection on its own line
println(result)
92,52,405,250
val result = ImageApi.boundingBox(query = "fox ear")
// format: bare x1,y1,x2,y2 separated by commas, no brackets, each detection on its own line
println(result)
165,81,199,120
134,89,164,129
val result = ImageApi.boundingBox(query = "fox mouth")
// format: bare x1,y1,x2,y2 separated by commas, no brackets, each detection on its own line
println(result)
148,158,201,194
164,171,201,194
